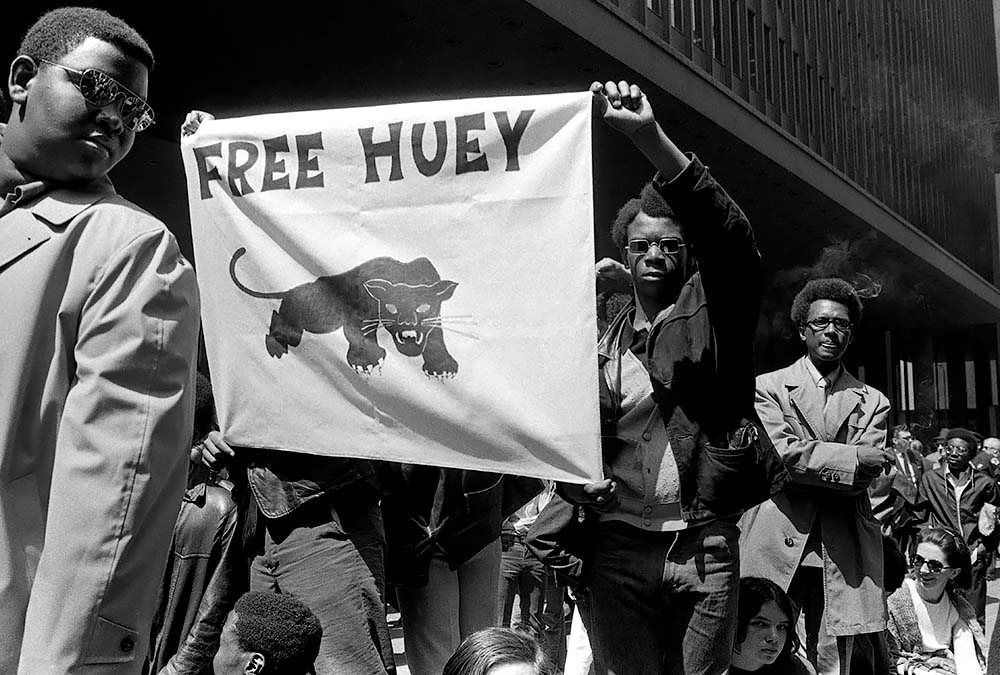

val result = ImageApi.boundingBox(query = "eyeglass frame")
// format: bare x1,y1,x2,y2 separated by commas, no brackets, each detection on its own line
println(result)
910,553,955,574
36,58,155,132
626,237,687,256
802,316,854,333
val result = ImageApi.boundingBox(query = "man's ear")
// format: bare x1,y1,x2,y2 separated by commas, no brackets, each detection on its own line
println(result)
244,653,265,675
8,56,38,107
797,324,806,342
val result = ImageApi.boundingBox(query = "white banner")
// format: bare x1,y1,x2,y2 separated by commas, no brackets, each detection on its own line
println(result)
182,92,600,482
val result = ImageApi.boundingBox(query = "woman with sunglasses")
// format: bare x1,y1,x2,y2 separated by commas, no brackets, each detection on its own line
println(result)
726,577,815,675
886,528,987,675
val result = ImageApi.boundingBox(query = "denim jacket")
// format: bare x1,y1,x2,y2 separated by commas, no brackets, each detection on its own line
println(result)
595,156,786,522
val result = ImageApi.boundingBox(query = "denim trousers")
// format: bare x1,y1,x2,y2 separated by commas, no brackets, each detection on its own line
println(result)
250,497,393,675
395,538,501,675
498,542,566,665
587,519,740,675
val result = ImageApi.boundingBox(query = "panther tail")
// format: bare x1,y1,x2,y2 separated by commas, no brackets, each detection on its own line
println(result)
229,247,287,299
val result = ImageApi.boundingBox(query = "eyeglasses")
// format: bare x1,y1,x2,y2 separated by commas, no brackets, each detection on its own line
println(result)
804,317,853,333
627,238,686,256
38,59,155,132
911,554,954,574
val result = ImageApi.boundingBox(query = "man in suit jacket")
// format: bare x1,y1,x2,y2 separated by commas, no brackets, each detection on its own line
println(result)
741,278,893,675
0,9,198,673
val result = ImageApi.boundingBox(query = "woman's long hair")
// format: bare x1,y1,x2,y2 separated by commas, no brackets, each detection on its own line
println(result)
915,527,972,597
732,577,800,673
442,627,555,675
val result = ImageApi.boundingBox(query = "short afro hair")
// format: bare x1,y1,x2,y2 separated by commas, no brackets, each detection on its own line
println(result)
233,592,322,675
18,7,154,71
946,427,979,449
610,181,679,253
790,278,863,326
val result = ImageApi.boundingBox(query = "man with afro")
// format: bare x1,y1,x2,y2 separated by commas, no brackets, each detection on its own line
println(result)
914,427,1000,622
740,278,893,675
213,592,322,675
556,80,786,675
0,7,198,672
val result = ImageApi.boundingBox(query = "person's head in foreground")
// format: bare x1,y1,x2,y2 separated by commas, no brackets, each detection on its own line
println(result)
730,577,800,673
791,278,862,373
442,627,556,675
910,527,971,604
3,7,155,188
213,591,322,675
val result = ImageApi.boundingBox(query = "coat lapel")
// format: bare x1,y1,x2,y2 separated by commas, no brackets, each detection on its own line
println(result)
787,358,828,440
826,370,865,441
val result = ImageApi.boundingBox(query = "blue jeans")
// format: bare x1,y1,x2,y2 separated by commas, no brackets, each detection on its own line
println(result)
251,497,393,675
587,519,740,675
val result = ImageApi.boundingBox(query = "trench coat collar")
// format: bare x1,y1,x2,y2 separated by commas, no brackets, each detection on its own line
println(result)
786,356,867,441
0,178,114,270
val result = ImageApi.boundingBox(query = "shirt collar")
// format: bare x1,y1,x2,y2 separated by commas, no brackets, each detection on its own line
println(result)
1,180,49,218
803,357,842,390
945,464,972,488
631,293,675,333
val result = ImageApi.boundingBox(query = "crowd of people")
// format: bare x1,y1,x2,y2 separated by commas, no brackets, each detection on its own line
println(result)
2,6,999,675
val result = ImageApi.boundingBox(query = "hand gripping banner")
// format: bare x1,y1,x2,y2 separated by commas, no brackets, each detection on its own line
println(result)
182,91,599,482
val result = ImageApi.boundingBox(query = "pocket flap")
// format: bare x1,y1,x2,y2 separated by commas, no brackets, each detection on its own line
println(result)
82,615,138,664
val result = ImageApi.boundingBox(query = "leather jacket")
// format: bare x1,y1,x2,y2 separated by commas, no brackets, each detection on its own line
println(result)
592,156,786,522
147,474,245,675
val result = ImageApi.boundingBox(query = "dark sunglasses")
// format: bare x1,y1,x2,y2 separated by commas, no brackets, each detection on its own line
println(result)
911,554,953,574
38,59,155,132
627,237,686,255
804,317,853,333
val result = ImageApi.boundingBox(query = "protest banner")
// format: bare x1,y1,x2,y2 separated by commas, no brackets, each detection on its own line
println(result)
182,91,600,482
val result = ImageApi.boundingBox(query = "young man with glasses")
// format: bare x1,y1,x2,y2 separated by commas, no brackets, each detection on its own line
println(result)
740,278,893,675
558,80,786,675
0,8,198,672
914,427,1000,624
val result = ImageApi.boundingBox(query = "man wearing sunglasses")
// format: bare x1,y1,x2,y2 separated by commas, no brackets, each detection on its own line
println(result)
0,8,198,673
913,427,1000,624
557,80,786,675
740,278,893,675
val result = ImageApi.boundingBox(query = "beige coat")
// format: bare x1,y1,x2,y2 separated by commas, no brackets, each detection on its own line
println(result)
0,180,199,673
740,356,890,635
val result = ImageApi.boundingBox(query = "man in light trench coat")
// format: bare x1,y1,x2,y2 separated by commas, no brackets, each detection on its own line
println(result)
0,8,198,673
740,278,894,675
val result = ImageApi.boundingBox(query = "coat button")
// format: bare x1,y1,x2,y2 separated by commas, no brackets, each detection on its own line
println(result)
120,636,134,653
642,432,652,441
783,536,795,547
643,506,652,514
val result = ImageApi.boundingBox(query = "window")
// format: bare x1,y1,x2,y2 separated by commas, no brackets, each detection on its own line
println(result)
730,0,742,77
647,0,663,16
793,51,802,122
934,362,950,410
763,25,773,102
898,361,915,412
778,38,788,112
966,360,977,409
747,9,757,88
671,0,688,31
806,64,814,135
693,0,704,46
712,0,725,62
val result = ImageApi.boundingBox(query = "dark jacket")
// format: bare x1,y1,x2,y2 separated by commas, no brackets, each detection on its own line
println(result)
915,465,1000,551
380,465,542,587
592,156,786,522
147,476,245,675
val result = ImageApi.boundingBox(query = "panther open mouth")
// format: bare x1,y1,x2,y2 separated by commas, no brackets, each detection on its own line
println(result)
395,329,425,345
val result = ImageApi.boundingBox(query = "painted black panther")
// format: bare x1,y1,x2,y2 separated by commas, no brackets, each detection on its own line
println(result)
229,247,459,376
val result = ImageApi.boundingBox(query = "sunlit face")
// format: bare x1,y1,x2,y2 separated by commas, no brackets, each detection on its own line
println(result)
912,542,959,600
799,299,852,364
5,37,146,184
731,600,790,672
624,211,688,303
893,430,913,452
983,438,1000,457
